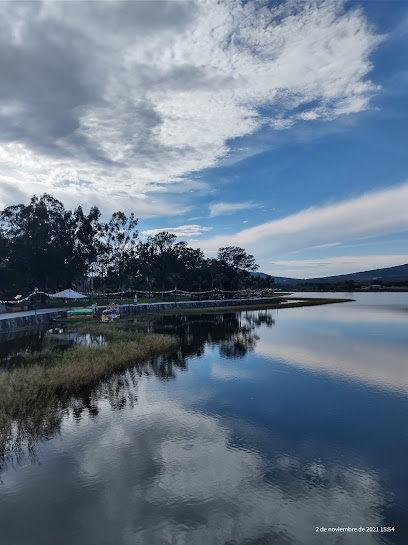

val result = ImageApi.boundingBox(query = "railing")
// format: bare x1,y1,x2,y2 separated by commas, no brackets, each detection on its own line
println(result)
1,287,275,305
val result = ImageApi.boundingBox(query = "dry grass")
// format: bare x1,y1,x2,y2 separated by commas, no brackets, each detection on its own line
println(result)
0,323,177,467
0,332,176,418
0,296,353,465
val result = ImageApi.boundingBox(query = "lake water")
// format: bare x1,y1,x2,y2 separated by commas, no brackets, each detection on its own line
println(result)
0,293,407,545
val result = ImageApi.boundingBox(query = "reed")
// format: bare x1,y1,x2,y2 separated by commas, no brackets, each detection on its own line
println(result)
0,333,176,418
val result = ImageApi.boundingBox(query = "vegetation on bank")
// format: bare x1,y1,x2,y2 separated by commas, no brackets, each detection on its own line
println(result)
117,297,354,317
0,297,353,411
0,317,176,467
0,296,355,467
197,297,355,313
0,193,273,302
0,330,176,419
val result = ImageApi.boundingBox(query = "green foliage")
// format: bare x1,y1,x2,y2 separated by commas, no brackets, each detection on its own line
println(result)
0,194,102,298
218,246,259,272
0,195,268,299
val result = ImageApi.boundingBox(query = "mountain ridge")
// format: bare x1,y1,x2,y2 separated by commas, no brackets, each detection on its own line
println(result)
254,263,408,285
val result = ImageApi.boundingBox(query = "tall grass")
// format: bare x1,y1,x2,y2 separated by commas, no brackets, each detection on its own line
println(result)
0,327,176,467
0,333,176,418
0,296,352,467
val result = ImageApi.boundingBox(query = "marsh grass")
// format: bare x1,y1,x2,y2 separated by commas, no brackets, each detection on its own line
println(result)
0,333,176,418
0,324,176,468
0,296,351,468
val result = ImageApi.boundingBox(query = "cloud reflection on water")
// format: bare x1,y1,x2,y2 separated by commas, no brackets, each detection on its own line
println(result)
256,337,408,394
71,386,385,545
0,300,406,545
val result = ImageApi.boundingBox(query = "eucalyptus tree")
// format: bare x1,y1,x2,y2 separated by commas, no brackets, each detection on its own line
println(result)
64,205,103,286
217,246,259,272
0,194,104,296
136,232,181,291
212,246,260,291
252,274,275,291
0,194,72,292
0,228,11,299
135,232,206,292
94,211,139,298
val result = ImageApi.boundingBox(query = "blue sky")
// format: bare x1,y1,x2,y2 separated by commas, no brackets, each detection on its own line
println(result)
0,0,407,278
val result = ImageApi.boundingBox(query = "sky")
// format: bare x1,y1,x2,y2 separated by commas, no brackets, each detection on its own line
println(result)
0,0,407,278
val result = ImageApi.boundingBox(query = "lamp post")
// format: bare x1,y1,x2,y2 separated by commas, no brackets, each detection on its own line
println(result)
34,287,38,316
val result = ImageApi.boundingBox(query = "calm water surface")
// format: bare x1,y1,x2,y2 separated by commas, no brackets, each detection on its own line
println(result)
0,292,407,545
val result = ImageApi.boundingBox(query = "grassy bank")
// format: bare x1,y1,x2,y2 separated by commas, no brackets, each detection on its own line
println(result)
132,297,354,317
0,295,353,466
0,321,177,466
0,331,176,418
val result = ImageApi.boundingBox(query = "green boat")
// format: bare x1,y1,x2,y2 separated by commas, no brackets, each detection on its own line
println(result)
54,308,96,322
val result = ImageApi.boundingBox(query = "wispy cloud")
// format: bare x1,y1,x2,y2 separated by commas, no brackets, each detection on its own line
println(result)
0,0,381,212
141,225,213,238
197,182,408,261
209,201,258,217
267,255,408,278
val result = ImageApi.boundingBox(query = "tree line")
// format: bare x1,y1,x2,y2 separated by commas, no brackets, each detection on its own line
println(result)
0,194,274,299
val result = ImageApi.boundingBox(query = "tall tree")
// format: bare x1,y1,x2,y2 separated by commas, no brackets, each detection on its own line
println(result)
67,205,102,284
0,194,104,296
135,233,205,291
217,246,259,272
95,211,138,296
0,194,72,292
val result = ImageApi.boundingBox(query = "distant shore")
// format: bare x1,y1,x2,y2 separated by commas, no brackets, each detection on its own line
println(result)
130,296,354,317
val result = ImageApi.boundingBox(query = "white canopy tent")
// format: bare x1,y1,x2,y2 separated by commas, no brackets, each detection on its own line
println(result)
49,289,87,299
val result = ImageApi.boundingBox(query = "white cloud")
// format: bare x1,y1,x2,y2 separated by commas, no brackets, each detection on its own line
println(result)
196,182,408,264
141,224,213,238
0,177,191,219
0,0,382,212
209,201,258,217
267,255,408,278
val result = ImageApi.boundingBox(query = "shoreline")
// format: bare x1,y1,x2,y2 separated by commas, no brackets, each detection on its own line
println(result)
0,297,354,417
0,296,353,465
0,296,354,334
133,297,355,316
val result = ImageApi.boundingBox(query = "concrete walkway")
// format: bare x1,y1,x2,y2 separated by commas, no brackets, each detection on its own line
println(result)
0,308,67,321
0,307,69,332
0,298,283,332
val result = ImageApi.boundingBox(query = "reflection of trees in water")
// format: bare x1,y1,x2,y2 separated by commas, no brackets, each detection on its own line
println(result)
152,310,274,368
0,310,274,474
0,329,48,369
0,328,107,370
0,369,140,475
244,310,275,328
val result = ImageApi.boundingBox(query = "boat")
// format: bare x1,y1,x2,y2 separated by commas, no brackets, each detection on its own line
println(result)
54,308,96,322
101,303,120,322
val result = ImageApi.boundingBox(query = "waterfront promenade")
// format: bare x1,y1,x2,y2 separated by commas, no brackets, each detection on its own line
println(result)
0,298,284,332
0,308,67,321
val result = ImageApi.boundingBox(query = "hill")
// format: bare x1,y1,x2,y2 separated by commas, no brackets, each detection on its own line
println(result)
260,263,408,285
